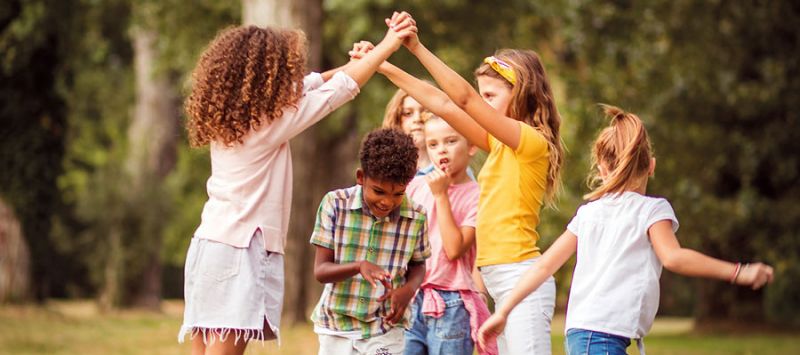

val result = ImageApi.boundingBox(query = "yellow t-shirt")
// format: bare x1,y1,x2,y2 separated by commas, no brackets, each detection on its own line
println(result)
476,122,549,267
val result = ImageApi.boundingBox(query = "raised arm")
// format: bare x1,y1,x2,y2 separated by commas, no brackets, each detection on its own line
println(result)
393,14,522,149
380,62,489,151
649,220,774,289
342,12,417,87
425,168,477,260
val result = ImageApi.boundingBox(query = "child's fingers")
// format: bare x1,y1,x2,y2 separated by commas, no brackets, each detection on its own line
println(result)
379,277,393,291
377,289,392,302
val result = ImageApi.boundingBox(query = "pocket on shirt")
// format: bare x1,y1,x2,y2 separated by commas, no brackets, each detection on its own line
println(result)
198,240,243,281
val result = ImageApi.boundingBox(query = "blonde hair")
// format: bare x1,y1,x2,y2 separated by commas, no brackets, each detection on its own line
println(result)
584,105,653,201
381,88,409,130
474,49,564,205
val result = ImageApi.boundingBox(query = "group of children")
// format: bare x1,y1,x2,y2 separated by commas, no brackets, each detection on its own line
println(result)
178,11,775,355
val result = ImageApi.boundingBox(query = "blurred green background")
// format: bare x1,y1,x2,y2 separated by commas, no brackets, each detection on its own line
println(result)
1,0,798,348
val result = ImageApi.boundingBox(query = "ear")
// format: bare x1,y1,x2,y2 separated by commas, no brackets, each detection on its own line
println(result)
649,158,657,177
467,144,478,157
356,168,365,185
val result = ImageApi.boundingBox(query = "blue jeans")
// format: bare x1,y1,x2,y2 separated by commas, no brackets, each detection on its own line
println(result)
404,290,473,355
566,328,631,355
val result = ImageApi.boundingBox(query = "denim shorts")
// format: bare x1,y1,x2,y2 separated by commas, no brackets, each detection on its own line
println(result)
404,290,473,355
565,328,631,355
178,230,284,345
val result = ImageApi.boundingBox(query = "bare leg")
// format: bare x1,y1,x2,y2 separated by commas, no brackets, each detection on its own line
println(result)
203,331,248,355
191,333,206,355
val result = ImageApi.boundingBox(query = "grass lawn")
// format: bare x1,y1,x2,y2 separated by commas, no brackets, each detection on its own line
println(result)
1,300,797,354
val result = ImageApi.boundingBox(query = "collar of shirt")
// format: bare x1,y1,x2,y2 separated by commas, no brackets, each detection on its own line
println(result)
348,185,416,223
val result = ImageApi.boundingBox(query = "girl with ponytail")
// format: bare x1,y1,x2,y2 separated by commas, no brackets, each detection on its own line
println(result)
477,105,775,355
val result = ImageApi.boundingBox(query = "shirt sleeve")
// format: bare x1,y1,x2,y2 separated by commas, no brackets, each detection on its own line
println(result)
514,122,549,162
303,72,324,92
566,206,583,237
646,198,680,234
260,71,359,147
310,192,336,249
410,214,431,262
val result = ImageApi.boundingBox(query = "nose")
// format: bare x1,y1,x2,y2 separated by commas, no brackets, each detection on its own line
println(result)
412,111,423,125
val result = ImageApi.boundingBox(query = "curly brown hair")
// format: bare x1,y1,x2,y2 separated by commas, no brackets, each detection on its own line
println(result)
359,128,418,184
185,25,308,147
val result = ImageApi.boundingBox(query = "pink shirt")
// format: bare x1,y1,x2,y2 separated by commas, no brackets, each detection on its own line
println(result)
406,176,480,291
407,176,498,355
193,71,359,253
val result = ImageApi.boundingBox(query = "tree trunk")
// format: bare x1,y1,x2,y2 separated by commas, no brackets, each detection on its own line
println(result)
0,197,30,303
118,27,179,310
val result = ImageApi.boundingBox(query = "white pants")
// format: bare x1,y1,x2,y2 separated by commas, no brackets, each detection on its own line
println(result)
318,327,405,355
481,256,556,355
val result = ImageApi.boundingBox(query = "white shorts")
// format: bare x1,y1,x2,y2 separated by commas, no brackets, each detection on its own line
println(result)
178,230,284,345
318,327,405,355
481,256,556,355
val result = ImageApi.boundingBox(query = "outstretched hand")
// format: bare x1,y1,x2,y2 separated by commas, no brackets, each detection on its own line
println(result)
477,313,506,352
348,41,374,60
385,11,420,51
382,11,418,51
735,262,774,290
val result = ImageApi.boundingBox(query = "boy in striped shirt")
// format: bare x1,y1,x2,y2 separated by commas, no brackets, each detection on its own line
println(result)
311,128,430,355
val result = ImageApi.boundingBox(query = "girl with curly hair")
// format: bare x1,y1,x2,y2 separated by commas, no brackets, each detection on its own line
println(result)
179,14,417,355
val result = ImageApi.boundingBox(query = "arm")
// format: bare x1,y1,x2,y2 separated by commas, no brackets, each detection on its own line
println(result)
478,230,577,348
313,246,390,286
649,220,774,289
425,169,477,260
320,61,353,82
404,37,522,149
472,265,490,304
380,62,490,151
342,13,416,87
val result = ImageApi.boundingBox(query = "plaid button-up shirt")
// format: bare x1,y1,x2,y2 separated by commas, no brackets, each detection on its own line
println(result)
310,185,430,339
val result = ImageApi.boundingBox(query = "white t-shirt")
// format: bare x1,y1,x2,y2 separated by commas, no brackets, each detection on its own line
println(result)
565,191,679,339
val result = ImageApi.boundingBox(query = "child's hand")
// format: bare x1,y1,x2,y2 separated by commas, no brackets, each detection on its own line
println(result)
425,167,451,196
385,12,420,52
377,279,415,325
349,41,393,74
477,313,506,352
358,260,390,287
348,41,374,61
735,262,774,290
382,11,417,51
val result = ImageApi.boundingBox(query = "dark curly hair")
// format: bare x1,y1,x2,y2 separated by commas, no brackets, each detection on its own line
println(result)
359,128,418,184
185,25,307,147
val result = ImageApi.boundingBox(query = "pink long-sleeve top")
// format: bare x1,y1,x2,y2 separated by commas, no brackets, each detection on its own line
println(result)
193,71,359,253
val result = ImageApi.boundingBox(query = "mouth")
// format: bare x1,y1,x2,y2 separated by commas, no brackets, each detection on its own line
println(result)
374,204,392,215
438,158,450,172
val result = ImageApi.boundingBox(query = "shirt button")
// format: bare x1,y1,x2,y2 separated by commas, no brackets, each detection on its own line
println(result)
359,298,366,303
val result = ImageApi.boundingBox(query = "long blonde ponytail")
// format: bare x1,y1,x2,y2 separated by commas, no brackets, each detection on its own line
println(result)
584,105,652,201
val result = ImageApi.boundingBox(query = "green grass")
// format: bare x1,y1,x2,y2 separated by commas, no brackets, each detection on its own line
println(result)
0,300,797,354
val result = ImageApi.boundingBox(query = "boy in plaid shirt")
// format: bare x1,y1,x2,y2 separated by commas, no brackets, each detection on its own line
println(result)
311,128,431,355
